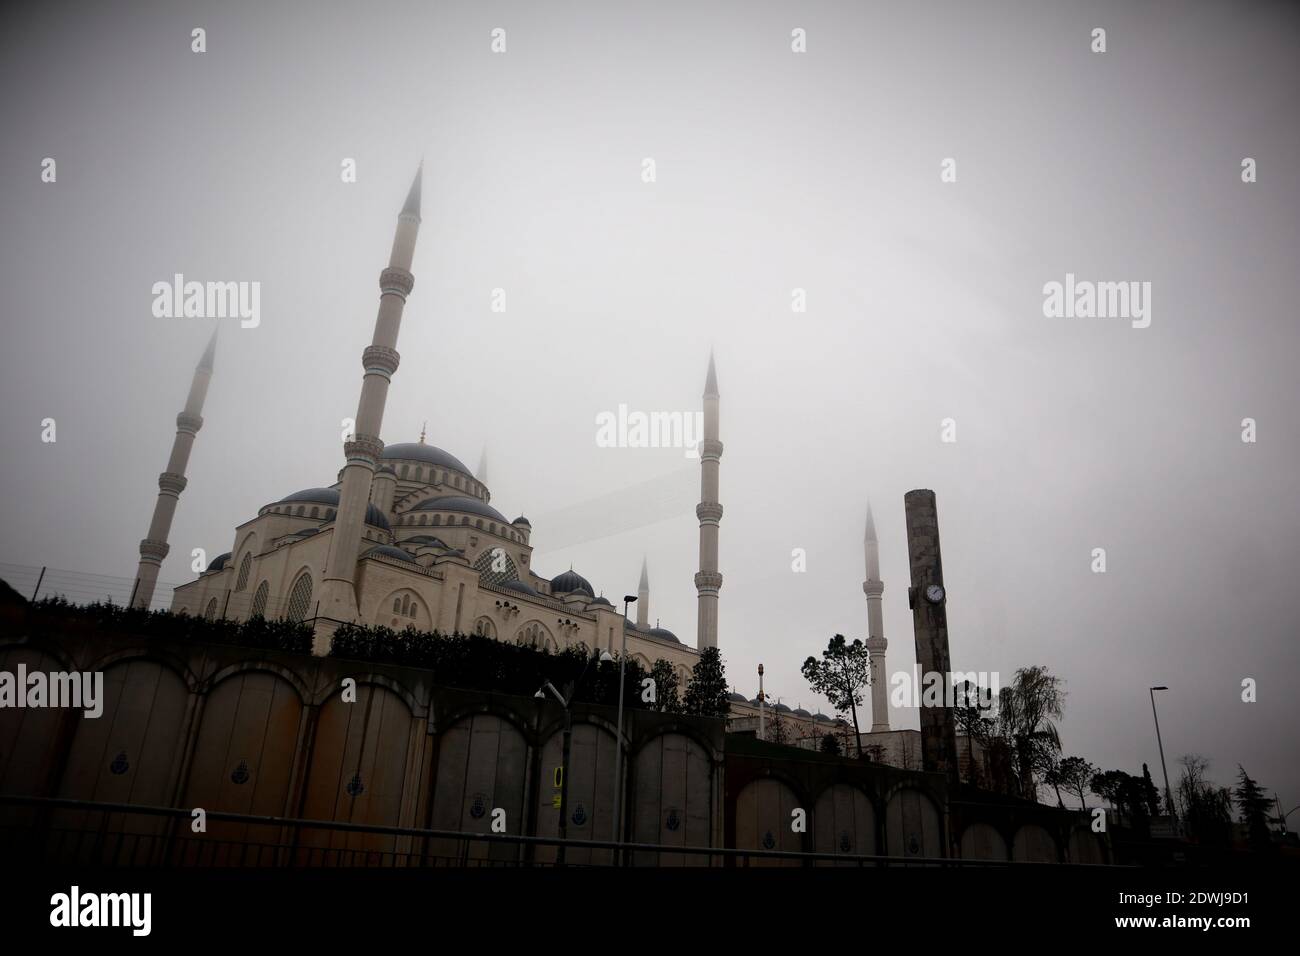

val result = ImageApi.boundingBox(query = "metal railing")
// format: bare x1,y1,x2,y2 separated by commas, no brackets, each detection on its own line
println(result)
0,795,1009,868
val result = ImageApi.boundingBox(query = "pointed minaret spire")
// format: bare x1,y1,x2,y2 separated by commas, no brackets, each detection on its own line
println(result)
863,499,889,732
419,421,427,444
402,160,422,221
636,556,650,628
694,352,723,649
315,165,423,653
131,329,218,609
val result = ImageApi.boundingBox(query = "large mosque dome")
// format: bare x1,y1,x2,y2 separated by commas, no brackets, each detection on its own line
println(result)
410,495,507,524
380,442,472,477
550,569,595,598
271,488,391,531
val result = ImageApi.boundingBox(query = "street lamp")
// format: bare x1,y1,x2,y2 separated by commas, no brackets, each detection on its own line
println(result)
609,595,637,860
536,650,602,866
1149,686,1175,818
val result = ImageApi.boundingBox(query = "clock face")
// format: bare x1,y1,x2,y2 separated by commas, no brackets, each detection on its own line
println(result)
925,584,945,604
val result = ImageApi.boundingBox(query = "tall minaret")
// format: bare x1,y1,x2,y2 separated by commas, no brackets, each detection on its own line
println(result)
863,502,890,732
694,352,723,649
132,328,218,610
314,165,422,653
636,557,650,628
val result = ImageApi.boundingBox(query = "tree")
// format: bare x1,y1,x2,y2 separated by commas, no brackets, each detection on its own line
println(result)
1042,759,1067,808
1176,755,1232,847
649,659,681,714
861,742,886,763
768,710,790,745
819,733,842,756
992,666,1065,800
801,634,871,757
954,680,995,786
1055,756,1096,810
682,646,730,718
1141,763,1162,816
1232,766,1273,851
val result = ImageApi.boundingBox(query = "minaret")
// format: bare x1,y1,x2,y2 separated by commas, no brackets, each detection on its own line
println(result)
636,557,650,628
132,329,217,610
694,352,723,649
863,502,890,732
314,164,422,653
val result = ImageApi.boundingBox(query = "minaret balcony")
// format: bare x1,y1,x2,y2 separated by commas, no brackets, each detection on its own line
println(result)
694,570,723,591
157,472,187,495
696,502,723,523
379,267,414,299
175,412,203,435
362,345,401,377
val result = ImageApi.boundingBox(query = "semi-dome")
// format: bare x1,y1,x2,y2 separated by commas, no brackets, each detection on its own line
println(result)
403,535,451,549
410,495,507,524
206,552,231,572
646,626,679,644
364,545,416,563
550,569,594,598
273,488,390,531
512,515,530,526
380,442,472,476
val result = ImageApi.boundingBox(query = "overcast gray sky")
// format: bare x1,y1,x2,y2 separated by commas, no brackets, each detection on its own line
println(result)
2,0,1297,807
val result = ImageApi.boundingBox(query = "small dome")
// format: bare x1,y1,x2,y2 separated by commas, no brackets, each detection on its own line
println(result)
646,626,679,644
404,535,450,549
410,495,507,524
512,515,531,526
774,703,793,714
749,698,763,707
274,488,389,531
550,569,594,598
793,707,812,718
728,692,748,703
814,713,831,722
590,596,612,606
502,579,540,597
364,545,416,563
206,552,231,572
380,442,472,476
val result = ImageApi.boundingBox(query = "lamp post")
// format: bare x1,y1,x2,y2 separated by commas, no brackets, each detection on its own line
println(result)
1149,685,1175,818
536,647,604,866
609,595,637,861
758,663,765,741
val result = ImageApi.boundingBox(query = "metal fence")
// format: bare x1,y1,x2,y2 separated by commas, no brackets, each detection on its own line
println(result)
0,795,1012,869
0,561,299,621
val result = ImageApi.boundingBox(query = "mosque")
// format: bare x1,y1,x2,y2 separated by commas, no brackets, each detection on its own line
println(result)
132,165,894,748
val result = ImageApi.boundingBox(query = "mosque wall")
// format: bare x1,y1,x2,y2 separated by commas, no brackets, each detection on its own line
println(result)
0,627,725,865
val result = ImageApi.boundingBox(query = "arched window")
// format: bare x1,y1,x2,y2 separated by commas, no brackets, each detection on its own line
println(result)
474,617,496,638
250,581,269,617
475,519,483,530
393,597,401,613
399,465,408,479
409,601,418,618
461,517,469,526
204,597,218,620
235,552,253,592
432,514,441,525
418,515,427,526
326,509,335,521
286,571,313,622
401,594,410,615
455,476,462,489
422,467,429,482
310,506,319,518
